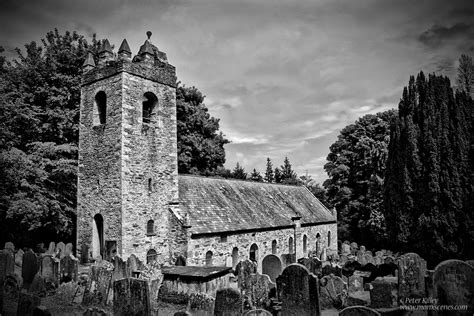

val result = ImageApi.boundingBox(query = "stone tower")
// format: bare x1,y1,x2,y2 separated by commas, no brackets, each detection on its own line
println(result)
77,33,178,264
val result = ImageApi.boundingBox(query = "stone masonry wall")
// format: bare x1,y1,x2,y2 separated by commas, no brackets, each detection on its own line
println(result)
77,72,124,257
187,222,337,273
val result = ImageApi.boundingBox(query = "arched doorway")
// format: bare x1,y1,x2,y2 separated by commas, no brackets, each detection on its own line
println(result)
262,254,283,282
92,214,104,258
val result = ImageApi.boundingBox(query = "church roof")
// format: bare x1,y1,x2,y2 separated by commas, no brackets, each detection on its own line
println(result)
178,175,336,235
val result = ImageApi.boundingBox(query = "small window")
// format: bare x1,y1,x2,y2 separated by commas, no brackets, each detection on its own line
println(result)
146,249,157,264
271,240,277,254
328,231,331,247
148,178,153,193
142,92,158,124
206,251,213,266
288,237,294,254
303,235,307,254
147,220,155,236
316,233,321,254
232,247,239,269
250,243,258,263
94,91,107,125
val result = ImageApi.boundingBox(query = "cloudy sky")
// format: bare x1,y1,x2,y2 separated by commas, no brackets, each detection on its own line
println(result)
1,0,473,183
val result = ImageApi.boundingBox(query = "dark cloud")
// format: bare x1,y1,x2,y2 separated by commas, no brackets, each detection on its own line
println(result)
418,23,474,48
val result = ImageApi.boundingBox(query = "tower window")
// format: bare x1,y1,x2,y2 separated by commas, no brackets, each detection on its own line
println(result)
288,237,294,254
147,249,157,264
142,92,158,124
249,243,258,263
206,251,213,266
94,91,107,125
328,231,331,247
271,240,277,254
147,219,155,236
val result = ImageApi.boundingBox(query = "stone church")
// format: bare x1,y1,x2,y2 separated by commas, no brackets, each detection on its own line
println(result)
76,32,337,272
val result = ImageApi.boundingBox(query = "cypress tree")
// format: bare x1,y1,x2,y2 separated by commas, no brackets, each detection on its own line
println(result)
264,157,274,183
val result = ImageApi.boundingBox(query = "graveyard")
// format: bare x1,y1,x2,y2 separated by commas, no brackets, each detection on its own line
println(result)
0,240,473,315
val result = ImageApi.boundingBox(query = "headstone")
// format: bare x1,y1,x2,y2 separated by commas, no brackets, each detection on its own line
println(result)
126,254,145,276
322,263,342,278
33,305,52,316
0,250,15,281
370,277,397,308
3,275,20,314
4,242,15,254
350,242,358,255
319,274,347,309
244,309,272,316
433,259,474,315
22,249,39,289
348,271,364,292
80,244,89,264
374,252,383,266
235,259,257,292
262,254,283,282
41,256,59,284
112,256,127,281
113,278,150,316
340,306,381,316
214,287,242,316
320,248,327,261
15,248,24,267
363,253,375,266
60,255,78,283
65,243,73,257
342,242,351,255
29,273,46,296
397,253,427,302
46,242,56,255
56,242,66,258
83,265,113,306
17,292,41,316
276,264,320,316
248,273,273,309
297,257,322,277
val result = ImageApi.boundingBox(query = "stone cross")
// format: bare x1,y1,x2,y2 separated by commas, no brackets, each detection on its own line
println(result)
319,274,347,309
235,259,257,293
248,273,274,309
214,287,242,316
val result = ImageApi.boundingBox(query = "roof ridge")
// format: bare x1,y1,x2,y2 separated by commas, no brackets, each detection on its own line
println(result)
177,173,303,188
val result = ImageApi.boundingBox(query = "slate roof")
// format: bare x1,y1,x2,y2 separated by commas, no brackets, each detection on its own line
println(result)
178,175,336,235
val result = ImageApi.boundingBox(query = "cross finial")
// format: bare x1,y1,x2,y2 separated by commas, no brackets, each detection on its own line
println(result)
146,31,152,40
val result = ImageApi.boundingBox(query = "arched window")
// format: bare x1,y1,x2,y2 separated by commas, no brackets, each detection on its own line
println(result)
142,92,158,124
303,235,308,254
147,220,155,236
271,240,277,254
288,237,294,254
232,247,239,269
249,244,258,263
148,178,153,193
205,251,213,266
316,233,321,254
146,249,157,264
328,231,331,247
94,91,107,125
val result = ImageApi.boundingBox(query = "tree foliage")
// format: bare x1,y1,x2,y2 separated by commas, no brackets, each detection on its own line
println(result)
250,168,263,182
456,54,474,98
280,156,298,185
264,157,274,183
323,110,396,247
384,72,473,265
232,162,247,180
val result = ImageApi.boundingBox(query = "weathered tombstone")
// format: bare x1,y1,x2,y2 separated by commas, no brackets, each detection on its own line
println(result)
276,264,320,316
3,275,20,314
340,254,348,266
126,254,145,276
15,248,24,267
262,254,283,282
342,242,351,255
29,273,46,296
433,259,474,315
46,242,55,255
297,257,322,277
80,244,89,264
244,309,272,316
60,255,78,283
56,242,66,258
22,249,39,289
320,248,327,261
112,256,127,281
397,253,427,302
248,273,273,309
83,265,113,306
235,259,257,292
319,274,347,309
113,278,150,316
41,256,59,284
0,250,15,282
374,252,383,266
17,292,41,316
348,271,364,292
214,287,242,316
363,253,375,266
340,306,381,316
65,243,73,257
370,277,397,308
350,242,358,255
4,242,15,254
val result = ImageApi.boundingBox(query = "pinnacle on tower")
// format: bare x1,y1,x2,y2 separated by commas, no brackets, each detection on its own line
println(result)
118,39,131,60
98,39,114,65
99,39,113,54
82,51,96,72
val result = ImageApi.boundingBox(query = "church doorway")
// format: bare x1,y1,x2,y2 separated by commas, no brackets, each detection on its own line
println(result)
92,214,104,258
262,254,282,282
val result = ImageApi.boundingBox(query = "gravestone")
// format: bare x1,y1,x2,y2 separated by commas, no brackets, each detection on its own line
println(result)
3,275,20,314
342,242,351,255
340,306,381,316
80,244,89,264
60,255,78,283
370,277,397,308
214,287,242,316
46,242,56,255
320,248,327,261
56,242,66,258
363,253,375,266
397,253,426,301
433,259,474,315
374,252,383,266
297,257,322,277
41,256,59,284
276,264,320,316
244,309,272,316
248,273,273,309
340,255,348,266
17,292,41,316
113,278,150,316
262,254,282,282
235,259,257,292
0,250,15,282
15,248,24,267
65,243,73,257
4,242,15,254
126,254,145,276
350,242,358,255
29,273,46,296
319,274,347,309
22,249,39,289
280,253,296,267
348,271,364,292
112,256,127,281
83,265,113,306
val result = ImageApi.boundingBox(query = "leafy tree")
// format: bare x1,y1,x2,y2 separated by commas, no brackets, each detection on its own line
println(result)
232,162,247,180
250,168,263,182
323,110,396,248
300,175,330,207
214,166,233,178
280,157,298,184
264,157,274,183
384,72,473,265
456,54,474,98
177,85,229,175
274,167,282,183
